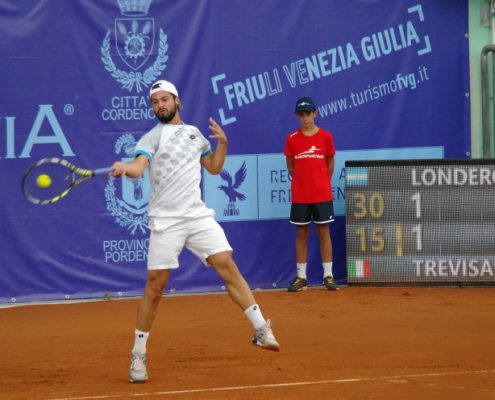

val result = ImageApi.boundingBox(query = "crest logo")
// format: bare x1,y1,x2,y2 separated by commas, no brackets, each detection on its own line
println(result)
105,133,151,234
101,0,168,93
115,18,155,71
218,161,247,216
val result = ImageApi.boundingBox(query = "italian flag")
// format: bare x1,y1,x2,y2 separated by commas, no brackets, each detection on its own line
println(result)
348,259,371,278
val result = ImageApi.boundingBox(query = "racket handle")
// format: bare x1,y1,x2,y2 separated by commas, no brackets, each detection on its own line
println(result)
93,167,114,176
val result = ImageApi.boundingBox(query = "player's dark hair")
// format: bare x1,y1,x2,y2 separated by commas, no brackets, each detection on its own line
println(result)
172,94,182,112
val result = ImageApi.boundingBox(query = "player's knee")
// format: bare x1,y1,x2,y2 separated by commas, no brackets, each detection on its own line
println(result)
213,257,240,279
145,271,168,299
225,258,240,274
145,282,164,301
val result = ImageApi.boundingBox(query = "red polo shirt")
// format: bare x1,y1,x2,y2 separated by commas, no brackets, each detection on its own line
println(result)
284,128,336,203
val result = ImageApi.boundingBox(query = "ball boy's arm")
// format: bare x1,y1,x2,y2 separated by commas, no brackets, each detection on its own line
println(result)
286,156,294,176
327,156,335,178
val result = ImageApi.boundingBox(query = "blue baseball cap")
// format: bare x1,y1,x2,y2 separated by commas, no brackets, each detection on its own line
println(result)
295,97,317,112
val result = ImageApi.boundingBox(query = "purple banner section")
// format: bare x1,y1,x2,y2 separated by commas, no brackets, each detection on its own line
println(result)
0,1,469,303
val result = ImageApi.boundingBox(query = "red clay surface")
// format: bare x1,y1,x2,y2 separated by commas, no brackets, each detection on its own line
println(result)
1,287,495,400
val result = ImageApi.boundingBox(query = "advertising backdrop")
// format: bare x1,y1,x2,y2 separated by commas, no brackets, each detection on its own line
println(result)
0,0,470,303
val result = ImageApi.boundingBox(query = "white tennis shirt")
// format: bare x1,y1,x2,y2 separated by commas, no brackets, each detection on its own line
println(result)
135,122,214,220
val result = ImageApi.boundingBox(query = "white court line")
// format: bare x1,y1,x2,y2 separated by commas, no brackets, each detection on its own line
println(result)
47,369,495,400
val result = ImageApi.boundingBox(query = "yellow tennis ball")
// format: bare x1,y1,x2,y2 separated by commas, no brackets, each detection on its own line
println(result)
36,174,52,189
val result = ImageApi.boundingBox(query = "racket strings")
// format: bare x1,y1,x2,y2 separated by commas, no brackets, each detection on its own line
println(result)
23,163,77,203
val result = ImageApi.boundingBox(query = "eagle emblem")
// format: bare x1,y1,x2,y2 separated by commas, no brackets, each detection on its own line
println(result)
218,161,247,216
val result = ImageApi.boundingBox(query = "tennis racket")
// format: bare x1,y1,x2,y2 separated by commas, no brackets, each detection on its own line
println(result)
22,157,113,205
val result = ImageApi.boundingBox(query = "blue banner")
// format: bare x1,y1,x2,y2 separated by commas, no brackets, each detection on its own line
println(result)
0,0,469,303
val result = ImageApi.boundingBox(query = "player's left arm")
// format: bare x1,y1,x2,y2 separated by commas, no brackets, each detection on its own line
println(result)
201,117,228,175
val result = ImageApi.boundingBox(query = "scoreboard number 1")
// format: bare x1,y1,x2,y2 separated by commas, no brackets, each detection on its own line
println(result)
411,192,422,218
410,192,423,251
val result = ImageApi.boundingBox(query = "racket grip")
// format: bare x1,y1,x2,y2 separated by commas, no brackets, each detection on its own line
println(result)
93,167,114,176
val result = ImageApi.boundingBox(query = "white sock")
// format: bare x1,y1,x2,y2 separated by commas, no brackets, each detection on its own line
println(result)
132,329,149,354
323,262,333,278
244,304,266,330
296,263,307,279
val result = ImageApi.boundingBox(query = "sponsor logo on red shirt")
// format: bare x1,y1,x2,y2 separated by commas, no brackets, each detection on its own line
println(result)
294,145,325,159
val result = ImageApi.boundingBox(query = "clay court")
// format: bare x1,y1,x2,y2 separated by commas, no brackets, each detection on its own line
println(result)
2,286,494,400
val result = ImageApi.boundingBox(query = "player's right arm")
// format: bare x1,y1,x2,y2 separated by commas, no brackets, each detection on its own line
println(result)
110,154,149,178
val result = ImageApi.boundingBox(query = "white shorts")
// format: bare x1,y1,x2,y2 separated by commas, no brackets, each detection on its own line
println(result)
147,216,233,270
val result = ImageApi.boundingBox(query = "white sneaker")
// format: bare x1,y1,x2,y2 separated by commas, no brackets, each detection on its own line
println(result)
252,319,280,351
129,351,148,383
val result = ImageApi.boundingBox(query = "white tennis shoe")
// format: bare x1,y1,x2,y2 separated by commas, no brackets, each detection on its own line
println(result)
129,351,148,383
252,319,280,351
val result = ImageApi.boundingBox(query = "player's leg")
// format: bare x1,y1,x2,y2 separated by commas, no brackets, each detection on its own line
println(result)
136,269,171,332
129,222,185,383
207,251,280,351
207,251,255,309
314,201,339,291
129,269,171,383
288,203,311,292
186,217,280,351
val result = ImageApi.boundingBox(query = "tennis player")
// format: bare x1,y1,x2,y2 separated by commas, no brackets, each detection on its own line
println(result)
111,79,280,383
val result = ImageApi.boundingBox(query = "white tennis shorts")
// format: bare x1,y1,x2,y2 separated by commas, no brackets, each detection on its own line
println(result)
147,216,233,270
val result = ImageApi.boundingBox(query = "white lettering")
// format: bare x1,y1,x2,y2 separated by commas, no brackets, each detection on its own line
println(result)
19,105,75,158
411,167,495,186
414,259,494,277
102,239,149,263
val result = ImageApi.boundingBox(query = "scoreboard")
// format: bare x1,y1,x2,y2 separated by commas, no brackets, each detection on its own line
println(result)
345,160,495,285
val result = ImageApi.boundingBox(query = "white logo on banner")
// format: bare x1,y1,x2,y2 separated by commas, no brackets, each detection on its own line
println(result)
101,0,168,93
105,133,150,234
219,161,247,216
